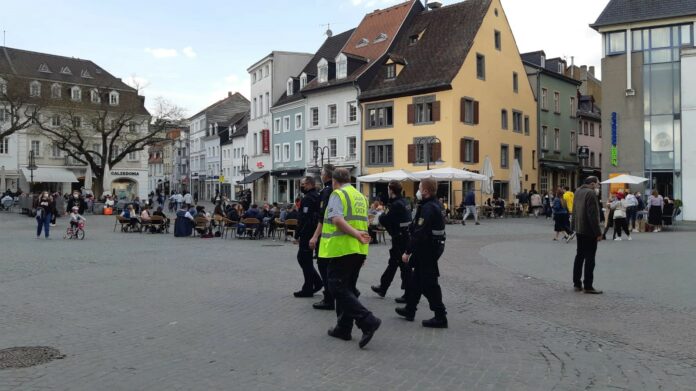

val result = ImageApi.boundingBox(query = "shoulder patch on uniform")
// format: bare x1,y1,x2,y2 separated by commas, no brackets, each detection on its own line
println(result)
418,218,424,225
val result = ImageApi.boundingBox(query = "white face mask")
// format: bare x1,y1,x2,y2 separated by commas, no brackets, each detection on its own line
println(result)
594,188,600,195
416,190,423,201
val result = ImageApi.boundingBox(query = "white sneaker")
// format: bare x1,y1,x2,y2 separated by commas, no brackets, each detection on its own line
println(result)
614,237,622,241
632,229,638,233
627,236,632,241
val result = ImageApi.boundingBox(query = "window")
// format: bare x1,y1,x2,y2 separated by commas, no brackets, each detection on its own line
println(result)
409,35,419,45
524,116,530,135
366,140,394,166
590,123,595,137
71,87,81,101
513,72,518,93
347,136,356,159
462,138,475,163
583,121,589,136
599,153,602,168
0,138,9,154
599,124,602,138
252,98,257,118
295,141,302,161
542,126,549,149
532,150,536,169
252,73,257,84
328,138,337,157
327,104,337,125
570,97,576,117
30,81,41,97
283,116,290,132
0,79,7,95
51,115,61,127
590,151,595,167
476,54,486,80
113,145,120,158
606,31,626,55
274,118,281,134
31,140,41,156
493,181,509,200
540,173,548,193
73,116,82,128
52,143,62,158
541,88,548,110
310,107,319,127
91,89,100,104
462,98,476,124
310,140,318,158
51,84,61,99
318,59,328,83
494,30,501,50
500,145,509,168
0,107,7,122
336,54,347,79
128,151,138,161
514,146,522,168
501,109,508,129
347,101,358,123
512,111,523,133
386,64,396,79
553,92,560,113
273,144,281,162
300,73,307,89
356,38,369,48
283,143,291,162
554,128,560,151
374,33,387,43
128,123,137,133
287,79,294,96
295,113,302,130
570,131,577,153
366,102,393,129
264,92,269,114
414,96,435,124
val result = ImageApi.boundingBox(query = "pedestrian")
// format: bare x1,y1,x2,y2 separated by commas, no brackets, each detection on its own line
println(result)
530,191,542,217
572,176,603,294
602,197,616,241
293,176,323,298
66,191,86,215
461,189,479,225
371,181,412,302
625,190,638,232
309,164,335,311
543,191,553,219
553,189,575,242
395,178,448,328
183,191,193,207
610,193,631,241
316,168,380,348
35,191,55,239
647,190,664,232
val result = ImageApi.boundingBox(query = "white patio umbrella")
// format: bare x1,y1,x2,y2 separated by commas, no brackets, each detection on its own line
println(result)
84,164,93,192
413,167,488,181
482,156,494,195
509,158,523,196
0,165,6,191
357,169,418,183
601,174,649,185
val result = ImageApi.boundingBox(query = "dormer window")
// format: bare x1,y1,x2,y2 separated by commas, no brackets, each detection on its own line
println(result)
81,69,93,79
558,63,564,73
70,86,81,101
0,78,6,95
287,78,294,96
356,38,369,48
60,66,72,75
90,89,101,104
109,91,119,106
300,73,307,89
317,58,329,84
51,84,61,99
374,33,387,43
336,53,347,79
540,55,546,68
386,64,396,80
38,63,51,73
29,81,41,97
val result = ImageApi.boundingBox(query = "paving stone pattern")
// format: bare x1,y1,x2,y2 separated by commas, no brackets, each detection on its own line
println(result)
0,212,695,390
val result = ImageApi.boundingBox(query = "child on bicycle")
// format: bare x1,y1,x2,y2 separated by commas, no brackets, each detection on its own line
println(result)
69,206,86,230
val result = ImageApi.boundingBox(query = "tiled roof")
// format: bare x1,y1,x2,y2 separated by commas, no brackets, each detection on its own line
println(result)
591,0,696,29
220,111,250,145
360,0,491,101
188,92,249,121
0,46,134,90
522,51,582,86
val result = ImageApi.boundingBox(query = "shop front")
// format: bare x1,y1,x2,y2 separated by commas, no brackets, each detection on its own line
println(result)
109,169,148,200
20,166,78,194
272,169,304,205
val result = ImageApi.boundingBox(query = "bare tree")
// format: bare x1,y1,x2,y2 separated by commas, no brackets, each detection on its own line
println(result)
0,76,46,139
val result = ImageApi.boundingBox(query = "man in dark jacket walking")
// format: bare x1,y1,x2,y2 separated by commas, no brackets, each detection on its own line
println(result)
293,176,323,297
572,176,603,294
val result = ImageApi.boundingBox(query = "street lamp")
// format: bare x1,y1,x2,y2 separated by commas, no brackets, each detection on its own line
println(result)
308,145,331,175
27,150,37,190
240,154,251,189
416,136,444,170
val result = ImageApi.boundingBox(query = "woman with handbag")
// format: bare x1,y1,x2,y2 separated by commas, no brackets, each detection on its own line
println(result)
35,192,56,239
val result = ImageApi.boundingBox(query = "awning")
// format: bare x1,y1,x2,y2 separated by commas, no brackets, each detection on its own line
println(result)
237,171,268,184
540,161,578,171
21,167,78,183
271,169,305,177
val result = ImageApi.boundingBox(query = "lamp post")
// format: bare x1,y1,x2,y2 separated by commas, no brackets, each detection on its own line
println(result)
308,145,331,176
415,136,443,170
27,150,37,191
240,154,251,188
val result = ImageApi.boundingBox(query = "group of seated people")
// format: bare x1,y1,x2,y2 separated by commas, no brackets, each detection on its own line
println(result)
120,204,170,232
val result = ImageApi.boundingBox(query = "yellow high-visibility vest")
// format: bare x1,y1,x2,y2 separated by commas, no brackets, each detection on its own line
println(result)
318,185,369,258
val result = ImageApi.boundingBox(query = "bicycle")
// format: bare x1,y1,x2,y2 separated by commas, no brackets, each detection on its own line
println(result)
64,221,86,240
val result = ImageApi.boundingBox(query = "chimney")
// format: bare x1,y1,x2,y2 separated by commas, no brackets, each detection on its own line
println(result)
589,66,595,76
228,91,232,97
570,56,575,78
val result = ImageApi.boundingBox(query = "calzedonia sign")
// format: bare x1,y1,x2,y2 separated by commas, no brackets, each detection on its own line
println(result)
111,171,140,176
611,112,618,167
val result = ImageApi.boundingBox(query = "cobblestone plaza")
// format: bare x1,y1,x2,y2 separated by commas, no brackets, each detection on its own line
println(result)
1,213,695,390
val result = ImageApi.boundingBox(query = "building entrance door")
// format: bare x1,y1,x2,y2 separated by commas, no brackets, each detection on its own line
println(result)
649,171,674,198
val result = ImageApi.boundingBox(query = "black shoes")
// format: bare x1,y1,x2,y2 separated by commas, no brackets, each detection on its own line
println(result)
293,290,314,298
584,288,603,294
313,299,335,310
395,307,415,321
574,286,583,292
327,327,352,341
359,315,381,349
394,295,407,304
371,285,386,298
422,316,448,328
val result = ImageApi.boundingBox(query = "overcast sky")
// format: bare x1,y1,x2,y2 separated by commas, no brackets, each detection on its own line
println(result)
1,0,609,115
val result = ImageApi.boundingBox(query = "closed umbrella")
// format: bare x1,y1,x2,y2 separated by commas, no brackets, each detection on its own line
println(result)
102,163,112,197
0,165,5,191
482,156,494,195
601,174,648,185
509,158,522,197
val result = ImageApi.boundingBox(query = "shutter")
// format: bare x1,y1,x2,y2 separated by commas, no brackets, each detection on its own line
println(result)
432,101,441,122
431,142,442,161
407,144,416,163
460,138,466,162
407,104,415,124
473,140,480,163
460,98,466,123
473,101,480,124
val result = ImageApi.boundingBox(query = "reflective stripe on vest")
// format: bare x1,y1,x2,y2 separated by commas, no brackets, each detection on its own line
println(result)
319,185,369,258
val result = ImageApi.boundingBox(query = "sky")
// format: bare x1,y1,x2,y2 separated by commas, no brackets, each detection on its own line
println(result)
1,0,609,116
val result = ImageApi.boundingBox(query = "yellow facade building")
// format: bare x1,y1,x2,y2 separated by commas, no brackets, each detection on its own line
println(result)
359,0,537,206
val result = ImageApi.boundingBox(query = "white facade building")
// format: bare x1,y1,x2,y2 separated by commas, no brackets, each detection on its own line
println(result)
681,47,696,221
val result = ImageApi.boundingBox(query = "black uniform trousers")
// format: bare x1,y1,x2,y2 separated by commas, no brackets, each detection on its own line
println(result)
573,234,598,289
297,237,322,293
379,234,411,292
405,246,447,317
316,238,334,302
327,254,372,332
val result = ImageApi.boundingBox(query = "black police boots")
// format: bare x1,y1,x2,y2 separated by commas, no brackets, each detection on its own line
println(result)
394,295,407,304
358,314,381,349
327,327,352,341
422,315,448,328
313,299,335,310
371,285,386,297
395,307,415,321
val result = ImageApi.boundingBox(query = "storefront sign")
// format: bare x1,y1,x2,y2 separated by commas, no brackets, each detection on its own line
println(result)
577,146,590,159
256,161,265,169
611,112,618,167
262,129,270,154
111,171,140,176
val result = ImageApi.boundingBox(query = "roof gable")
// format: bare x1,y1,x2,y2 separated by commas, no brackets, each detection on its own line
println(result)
592,0,696,30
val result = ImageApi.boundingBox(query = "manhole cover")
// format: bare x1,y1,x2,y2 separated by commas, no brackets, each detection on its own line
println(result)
0,347,64,369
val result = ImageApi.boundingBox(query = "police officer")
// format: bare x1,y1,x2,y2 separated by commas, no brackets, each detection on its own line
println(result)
309,164,335,310
293,176,323,298
395,178,448,328
318,168,381,348
371,180,412,302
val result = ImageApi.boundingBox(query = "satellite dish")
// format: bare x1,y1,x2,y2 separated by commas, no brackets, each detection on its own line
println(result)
326,28,333,37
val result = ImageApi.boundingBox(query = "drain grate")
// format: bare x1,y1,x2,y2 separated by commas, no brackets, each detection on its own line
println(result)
0,347,64,369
